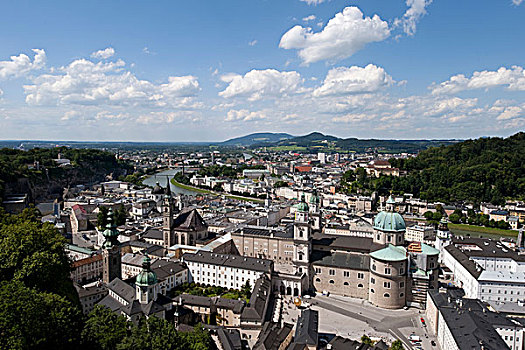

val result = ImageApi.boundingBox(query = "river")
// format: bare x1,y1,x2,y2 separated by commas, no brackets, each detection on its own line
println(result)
142,168,199,196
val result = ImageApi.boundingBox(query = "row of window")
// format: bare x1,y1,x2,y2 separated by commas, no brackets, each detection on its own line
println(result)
370,289,404,298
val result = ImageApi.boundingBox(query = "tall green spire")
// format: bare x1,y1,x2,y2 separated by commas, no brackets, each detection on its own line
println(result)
102,208,119,249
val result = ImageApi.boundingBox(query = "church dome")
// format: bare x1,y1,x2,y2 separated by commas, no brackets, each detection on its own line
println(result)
136,256,157,287
374,211,406,232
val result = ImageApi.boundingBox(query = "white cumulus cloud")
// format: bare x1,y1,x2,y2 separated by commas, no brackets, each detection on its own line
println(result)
91,47,115,60
279,7,390,64
300,0,329,5
431,66,525,95
219,69,304,101
0,49,46,79
313,64,394,97
302,15,316,22
394,0,432,36
513,0,523,5
226,109,266,122
24,57,200,107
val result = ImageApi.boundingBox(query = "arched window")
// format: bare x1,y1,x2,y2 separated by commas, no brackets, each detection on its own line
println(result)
371,289,375,293
384,293,390,298
344,282,349,286
358,283,363,288
329,280,335,284
315,278,320,282
400,293,404,297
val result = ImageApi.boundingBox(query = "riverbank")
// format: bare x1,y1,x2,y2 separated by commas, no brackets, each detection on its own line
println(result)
170,179,263,203
449,223,518,238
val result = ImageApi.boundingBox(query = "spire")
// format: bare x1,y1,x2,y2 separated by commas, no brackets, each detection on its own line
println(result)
165,176,172,197
102,209,119,249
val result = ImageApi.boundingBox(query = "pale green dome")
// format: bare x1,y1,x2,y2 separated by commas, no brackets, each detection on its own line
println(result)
136,256,157,287
374,211,406,232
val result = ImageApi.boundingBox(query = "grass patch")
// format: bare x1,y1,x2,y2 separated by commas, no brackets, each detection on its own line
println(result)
449,223,518,237
269,146,307,152
171,179,263,203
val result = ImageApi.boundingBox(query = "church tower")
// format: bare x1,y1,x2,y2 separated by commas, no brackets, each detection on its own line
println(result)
309,189,322,231
162,177,175,247
102,209,121,284
293,194,312,281
135,256,159,304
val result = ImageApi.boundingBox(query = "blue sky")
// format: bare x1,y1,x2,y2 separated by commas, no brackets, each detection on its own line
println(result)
0,0,524,141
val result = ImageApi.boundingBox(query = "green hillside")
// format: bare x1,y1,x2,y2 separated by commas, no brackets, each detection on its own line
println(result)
346,132,525,204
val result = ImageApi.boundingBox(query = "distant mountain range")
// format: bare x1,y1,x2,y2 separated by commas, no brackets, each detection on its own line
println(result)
222,132,459,153
220,132,294,146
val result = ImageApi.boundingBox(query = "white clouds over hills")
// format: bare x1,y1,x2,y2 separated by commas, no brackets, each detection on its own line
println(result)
431,66,525,95
0,49,46,79
219,69,304,101
313,64,394,97
279,7,390,64
24,54,200,107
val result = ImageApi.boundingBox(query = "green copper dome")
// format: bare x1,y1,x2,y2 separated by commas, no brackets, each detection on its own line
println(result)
374,211,406,232
295,194,309,212
136,256,157,287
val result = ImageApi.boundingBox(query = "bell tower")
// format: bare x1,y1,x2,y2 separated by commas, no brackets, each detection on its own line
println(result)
162,177,175,247
293,195,311,285
102,209,121,284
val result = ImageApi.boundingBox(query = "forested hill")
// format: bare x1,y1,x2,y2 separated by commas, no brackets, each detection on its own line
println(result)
387,132,525,204
0,147,132,203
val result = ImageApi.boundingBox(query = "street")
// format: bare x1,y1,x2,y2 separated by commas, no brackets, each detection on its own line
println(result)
281,294,439,349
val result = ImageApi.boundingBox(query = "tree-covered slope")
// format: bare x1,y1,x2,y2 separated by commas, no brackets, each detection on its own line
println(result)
0,147,132,203
387,132,525,203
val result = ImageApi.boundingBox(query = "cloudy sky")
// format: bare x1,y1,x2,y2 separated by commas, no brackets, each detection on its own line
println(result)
0,0,524,141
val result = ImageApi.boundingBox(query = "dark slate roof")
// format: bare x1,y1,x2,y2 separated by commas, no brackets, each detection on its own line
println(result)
444,244,482,279
240,226,293,239
151,260,186,281
312,232,382,254
253,322,293,350
107,278,135,303
294,309,319,346
173,209,208,232
320,336,389,350
180,294,214,308
428,289,511,350
143,228,163,240
215,298,245,313
217,328,243,350
182,251,273,274
310,250,370,271
452,236,525,262
241,275,271,322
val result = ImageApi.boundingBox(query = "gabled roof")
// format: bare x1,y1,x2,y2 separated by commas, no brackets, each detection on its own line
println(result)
294,309,319,346
173,209,208,232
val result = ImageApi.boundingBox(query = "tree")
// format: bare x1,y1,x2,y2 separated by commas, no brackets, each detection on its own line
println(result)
241,280,252,300
81,305,129,350
97,206,110,228
273,180,289,188
361,335,373,345
0,209,75,300
423,211,433,220
449,213,461,224
0,280,82,350
389,340,404,350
